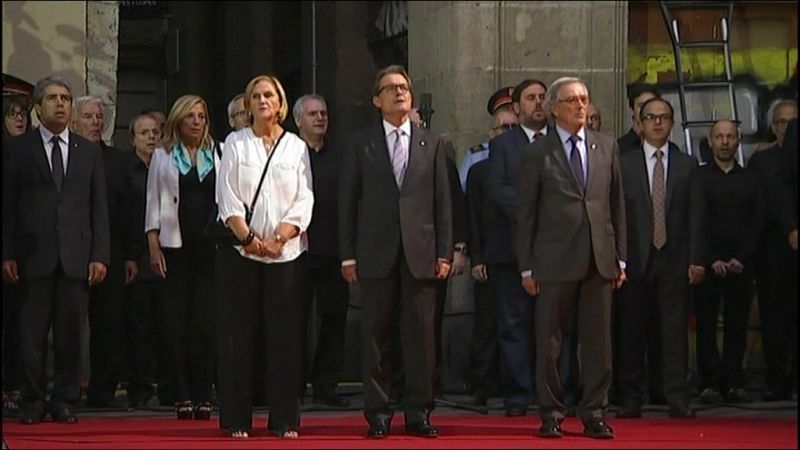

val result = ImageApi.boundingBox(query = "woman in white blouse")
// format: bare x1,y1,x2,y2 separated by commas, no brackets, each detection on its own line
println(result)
215,75,313,439
145,95,217,421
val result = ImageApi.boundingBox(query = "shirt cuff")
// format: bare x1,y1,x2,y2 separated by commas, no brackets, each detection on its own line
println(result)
619,260,627,270
521,270,532,278
341,259,356,267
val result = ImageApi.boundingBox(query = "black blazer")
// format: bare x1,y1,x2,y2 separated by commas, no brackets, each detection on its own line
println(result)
2,130,110,279
338,124,453,280
466,158,514,265
620,143,705,279
443,140,468,246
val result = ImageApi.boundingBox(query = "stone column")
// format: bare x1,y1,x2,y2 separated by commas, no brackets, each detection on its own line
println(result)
86,1,120,145
409,1,628,163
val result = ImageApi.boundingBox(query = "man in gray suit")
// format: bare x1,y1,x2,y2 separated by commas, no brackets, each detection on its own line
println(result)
339,65,452,439
2,76,110,424
516,77,626,439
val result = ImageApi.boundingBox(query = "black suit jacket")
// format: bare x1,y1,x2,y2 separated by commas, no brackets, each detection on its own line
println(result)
339,124,453,280
443,140,468,246
620,143,705,279
780,118,797,235
3,130,110,279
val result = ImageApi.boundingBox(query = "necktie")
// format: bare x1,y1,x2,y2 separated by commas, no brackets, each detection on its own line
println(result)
652,149,667,249
51,136,64,190
568,135,584,189
391,129,407,187
532,131,543,143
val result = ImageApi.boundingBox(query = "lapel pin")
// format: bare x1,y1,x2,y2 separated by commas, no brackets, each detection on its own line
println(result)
420,140,426,147
591,144,596,150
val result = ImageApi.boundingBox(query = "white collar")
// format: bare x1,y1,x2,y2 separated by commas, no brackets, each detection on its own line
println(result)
382,118,412,137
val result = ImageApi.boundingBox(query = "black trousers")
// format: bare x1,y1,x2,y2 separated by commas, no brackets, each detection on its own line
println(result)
216,245,307,432
3,282,23,393
87,255,127,403
19,264,88,410
616,248,690,407
755,231,796,393
469,264,499,397
694,269,753,391
305,255,350,397
536,267,612,422
160,239,215,404
125,277,166,404
361,251,437,426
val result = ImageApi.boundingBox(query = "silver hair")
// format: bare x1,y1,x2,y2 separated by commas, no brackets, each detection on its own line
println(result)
544,77,589,119
227,93,245,119
33,76,72,105
72,95,104,116
292,94,327,122
766,98,797,128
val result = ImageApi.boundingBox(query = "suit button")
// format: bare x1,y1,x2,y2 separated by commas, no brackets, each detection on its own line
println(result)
173,197,178,204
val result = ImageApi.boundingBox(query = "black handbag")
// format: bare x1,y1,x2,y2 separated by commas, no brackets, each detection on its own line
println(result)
204,132,284,244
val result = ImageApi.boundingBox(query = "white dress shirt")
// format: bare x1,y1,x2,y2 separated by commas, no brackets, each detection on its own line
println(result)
642,140,670,193
217,127,314,264
555,124,588,178
39,126,70,174
520,123,548,143
383,118,412,161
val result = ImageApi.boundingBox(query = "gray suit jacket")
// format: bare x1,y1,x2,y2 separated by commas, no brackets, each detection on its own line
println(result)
3,130,110,279
516,129,626,282
339,124,453,280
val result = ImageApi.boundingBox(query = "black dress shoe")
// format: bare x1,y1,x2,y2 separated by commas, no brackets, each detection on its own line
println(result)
367,420,391,439
616,404,642,418
50,404,78,424
538,417,562,438
505,406,527,417
763,388,787,402
18,407,45,425
405,420,439,438
668,404,696,419
583,418,614,439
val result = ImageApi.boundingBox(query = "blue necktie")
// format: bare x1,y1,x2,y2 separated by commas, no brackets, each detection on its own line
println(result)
569,135,584,188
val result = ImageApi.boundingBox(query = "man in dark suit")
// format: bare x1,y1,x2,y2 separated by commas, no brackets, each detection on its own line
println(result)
71,96,129,408
617,85,660,155
338,65,452,439
615,98,705,419
2,76,110,424
485,79,550,416
516,77,626,439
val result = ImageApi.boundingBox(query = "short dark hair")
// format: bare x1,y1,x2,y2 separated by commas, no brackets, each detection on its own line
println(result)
638,97,675,121
512,79,547,103
627,84,661,109
373,65,412,96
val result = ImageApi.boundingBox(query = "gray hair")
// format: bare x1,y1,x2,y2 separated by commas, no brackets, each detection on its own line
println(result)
766,98,797,127
545,76,589,118
72,95,104,117
128,113,157,136
33,76,72,105
226,93,245,119
292,94,327,122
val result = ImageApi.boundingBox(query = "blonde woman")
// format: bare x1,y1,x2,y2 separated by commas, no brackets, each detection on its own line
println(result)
145,95,217,421
216,75,313,439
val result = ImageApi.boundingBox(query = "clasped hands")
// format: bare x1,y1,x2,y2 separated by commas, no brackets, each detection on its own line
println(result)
710,258,744,278
243,233,284,259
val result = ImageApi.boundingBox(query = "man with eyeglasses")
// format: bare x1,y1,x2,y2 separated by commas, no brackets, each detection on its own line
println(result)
483,79,550,418
745,99,796,402
3,75,110,425
339,65,452,439
615,97,704,420
226,94,249,133
516,77,626,439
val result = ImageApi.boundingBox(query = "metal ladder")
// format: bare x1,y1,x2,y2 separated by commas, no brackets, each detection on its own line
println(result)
659,1,744,165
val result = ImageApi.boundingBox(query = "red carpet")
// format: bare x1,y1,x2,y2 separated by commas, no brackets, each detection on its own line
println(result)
3,413,797,449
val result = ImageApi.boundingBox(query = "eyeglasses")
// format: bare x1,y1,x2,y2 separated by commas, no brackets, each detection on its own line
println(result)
378,83,410,95
491,123,515,132
6,110,26,119
557,95,590,106
231,110,247,118
642,113,673,123
773,118,791,126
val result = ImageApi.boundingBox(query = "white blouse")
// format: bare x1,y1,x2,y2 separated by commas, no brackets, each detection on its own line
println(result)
216,128,314,264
